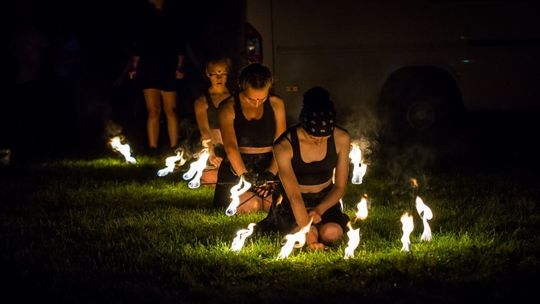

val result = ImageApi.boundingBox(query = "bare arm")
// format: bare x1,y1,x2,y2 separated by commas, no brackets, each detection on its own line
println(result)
194,95,214,150
312,128,351,216
268,96,287,174
274,135,311,228
219,100,247,176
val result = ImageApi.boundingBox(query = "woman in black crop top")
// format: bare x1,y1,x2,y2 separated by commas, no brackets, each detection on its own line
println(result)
212,63,287,213
194,57,233,184
258,86,350,250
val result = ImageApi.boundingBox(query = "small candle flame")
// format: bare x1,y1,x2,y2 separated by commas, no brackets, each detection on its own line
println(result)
182,148,210,188
349,143,367,184
225,175,252,216
109,136,136,164
344,222,361,259
355,194,369,220
230,223,257,252
400,212,414,252
277,218,313,259
415,196,433,241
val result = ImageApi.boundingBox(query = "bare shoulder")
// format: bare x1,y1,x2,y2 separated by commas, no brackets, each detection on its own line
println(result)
269,95,285,108
273,131,292,155
333,127,351,148
194,95,207,110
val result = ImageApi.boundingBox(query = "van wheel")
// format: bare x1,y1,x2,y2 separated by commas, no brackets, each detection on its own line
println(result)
378,67,464,146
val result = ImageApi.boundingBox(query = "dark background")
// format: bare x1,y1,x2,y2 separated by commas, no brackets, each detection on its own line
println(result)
0,0,245,158
0,0,539,171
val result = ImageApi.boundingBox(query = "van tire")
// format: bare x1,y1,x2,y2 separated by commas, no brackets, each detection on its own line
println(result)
377,67,464,146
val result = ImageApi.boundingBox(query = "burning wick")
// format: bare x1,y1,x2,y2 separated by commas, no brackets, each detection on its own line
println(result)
230,223,257,252
349,143,367,184
182,148,210,189
225,175,252,216
344,221,361,259
277,218,313,260
400,212,414,252
415,196,433,241
355,194,369,221
109,136,136,164
410,178,418,188
157,150,187,177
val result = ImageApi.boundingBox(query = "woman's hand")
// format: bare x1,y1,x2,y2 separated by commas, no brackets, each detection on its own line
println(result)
128,69,137,80
208,155,222,168
308,209,322,224
175,68,185,79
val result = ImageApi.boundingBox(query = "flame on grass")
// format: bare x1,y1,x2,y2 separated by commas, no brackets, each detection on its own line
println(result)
109,136,136,164
400,212,414,252
182,148,210,188
344,221,361,259
355,194,369,221
157,150,187,177
230,223,257,252
277,218,313,259
349,142,367,184
225,175,252,216
415,196,433,241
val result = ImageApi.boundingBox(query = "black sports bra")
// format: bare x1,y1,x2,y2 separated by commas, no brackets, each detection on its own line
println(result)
276,124,337,185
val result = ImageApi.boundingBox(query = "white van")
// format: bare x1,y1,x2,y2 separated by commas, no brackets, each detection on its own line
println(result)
245,0,540,144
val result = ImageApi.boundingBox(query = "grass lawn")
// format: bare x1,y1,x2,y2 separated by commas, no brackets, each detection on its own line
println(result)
1,153,539,303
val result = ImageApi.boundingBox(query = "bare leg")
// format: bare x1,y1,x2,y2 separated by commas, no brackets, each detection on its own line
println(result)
161,91,178,148
236,191,263,214
307,226,325,250
143,89,161,148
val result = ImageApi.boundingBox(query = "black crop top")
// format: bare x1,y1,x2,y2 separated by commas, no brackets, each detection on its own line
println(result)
276,124,338,185
204,90,231,130
233,93,276,148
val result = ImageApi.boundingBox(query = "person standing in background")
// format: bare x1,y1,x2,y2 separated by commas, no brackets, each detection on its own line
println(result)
128,0,185,155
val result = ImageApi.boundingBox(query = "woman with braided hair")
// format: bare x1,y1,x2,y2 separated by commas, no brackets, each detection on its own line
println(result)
258,86,350,250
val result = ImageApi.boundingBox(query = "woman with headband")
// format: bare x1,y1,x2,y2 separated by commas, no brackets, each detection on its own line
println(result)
194,57,233,184
258,86,350,249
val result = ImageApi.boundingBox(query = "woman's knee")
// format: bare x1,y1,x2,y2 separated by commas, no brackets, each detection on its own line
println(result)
237,194,263,214
319,223,343,243
164,107,177,118
146,106,161,118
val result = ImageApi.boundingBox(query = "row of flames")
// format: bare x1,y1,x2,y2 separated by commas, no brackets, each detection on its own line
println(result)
108,137,432,257
109,137,367,189
230,193,433,259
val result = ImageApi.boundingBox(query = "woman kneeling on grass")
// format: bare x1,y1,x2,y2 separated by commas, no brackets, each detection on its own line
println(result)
257,86,350,249
213,63,286,213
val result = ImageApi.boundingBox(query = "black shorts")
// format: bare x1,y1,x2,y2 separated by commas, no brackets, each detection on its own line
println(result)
212,152,273,208
257,185,350,235
137,60,178,91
